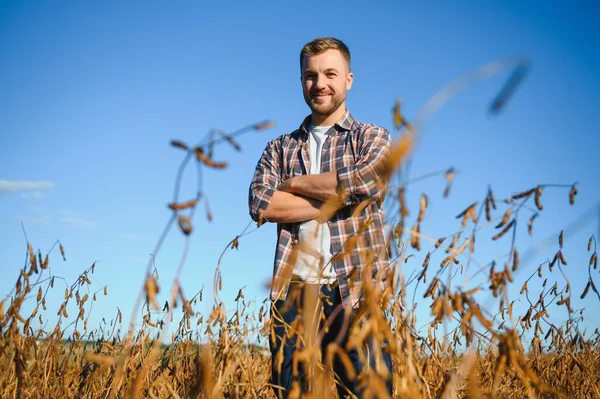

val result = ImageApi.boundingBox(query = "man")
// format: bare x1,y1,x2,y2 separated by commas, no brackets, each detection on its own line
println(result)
249,37,393,398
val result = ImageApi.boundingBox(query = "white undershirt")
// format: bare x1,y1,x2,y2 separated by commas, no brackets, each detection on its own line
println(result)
292,124,337,283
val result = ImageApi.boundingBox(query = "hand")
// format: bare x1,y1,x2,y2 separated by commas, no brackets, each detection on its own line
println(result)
277,177,296,193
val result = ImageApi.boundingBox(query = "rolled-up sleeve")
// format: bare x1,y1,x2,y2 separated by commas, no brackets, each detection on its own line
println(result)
336,126,392,206
249,139,281,223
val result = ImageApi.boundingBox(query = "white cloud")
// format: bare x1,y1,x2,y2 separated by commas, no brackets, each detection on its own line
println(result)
21,191,46,200
18,215,51,225
60,216,97,228
0,180,54,193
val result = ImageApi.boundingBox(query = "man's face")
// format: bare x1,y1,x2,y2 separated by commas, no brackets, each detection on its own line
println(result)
301,49,353,120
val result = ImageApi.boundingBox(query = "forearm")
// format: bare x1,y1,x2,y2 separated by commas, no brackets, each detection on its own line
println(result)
281,171,339,202
262,190,323,223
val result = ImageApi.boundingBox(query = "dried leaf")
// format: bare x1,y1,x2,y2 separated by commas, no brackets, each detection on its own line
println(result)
234,289,244,302
168,199,199,211
456,202,477,220
534,186,543,211
422,252,431,268
485,196,491,222
558,251,567,266
255,121,275,130
385,134,413,180
559,231,564,249
41,255,49,270
528,213,538,236
569,184,578,205
489,61,529,114
178,215,193,235
392,98,408,130
520,281,528,295
410,222,421,251
216,129,241,151
443,167,455,198
550,252,559,269
496,208,512,229
28,244,34,264
418,194,428,222
492,219,515,241
193,147,228,169
170,140,189,150
512,188,535,200
394,222,402,239
399,187,409,217
581,281,591,299
59,243,66,261
145,275,160,311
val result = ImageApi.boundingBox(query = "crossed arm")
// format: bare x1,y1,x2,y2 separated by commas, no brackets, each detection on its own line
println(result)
261,190,324,223
262,172,339,223
249,127,391,225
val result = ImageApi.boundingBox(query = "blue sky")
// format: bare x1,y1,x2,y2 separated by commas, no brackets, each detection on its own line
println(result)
1,1,599,341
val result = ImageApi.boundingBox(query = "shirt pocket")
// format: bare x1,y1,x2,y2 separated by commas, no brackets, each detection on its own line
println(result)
283,143,306,179
331,132,358,172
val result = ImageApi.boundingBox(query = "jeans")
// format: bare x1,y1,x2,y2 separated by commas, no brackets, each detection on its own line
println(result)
269,281,393,398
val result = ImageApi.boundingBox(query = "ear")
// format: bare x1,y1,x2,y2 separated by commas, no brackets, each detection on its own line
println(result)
346,72,354,90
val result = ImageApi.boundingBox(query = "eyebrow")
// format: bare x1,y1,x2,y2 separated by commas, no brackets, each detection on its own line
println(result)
303,68,340,75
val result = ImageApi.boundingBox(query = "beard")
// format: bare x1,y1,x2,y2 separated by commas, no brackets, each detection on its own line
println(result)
303,89,346,117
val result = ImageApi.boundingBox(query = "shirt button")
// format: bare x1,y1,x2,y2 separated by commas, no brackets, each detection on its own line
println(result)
293,239,299,244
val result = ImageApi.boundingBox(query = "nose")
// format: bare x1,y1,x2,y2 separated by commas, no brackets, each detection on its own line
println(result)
314,73,327,91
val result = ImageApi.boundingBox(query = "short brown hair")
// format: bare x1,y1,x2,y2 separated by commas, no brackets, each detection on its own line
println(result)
300,37,351,73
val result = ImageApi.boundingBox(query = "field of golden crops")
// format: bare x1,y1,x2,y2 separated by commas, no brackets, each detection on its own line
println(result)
2,60,599,398
1,228,599,399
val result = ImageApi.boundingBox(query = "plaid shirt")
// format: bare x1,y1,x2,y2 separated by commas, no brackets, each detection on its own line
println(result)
248,111,392,308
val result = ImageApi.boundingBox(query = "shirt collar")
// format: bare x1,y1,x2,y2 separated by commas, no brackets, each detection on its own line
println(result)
299,109,355,136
